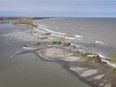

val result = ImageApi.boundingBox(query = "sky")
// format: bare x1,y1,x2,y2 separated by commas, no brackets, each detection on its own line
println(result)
0,0,116,17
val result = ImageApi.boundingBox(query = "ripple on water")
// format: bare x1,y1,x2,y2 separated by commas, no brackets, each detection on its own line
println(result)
0,53,91,87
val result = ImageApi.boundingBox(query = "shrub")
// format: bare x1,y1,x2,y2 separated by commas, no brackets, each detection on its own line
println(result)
80,56,101,63
110,55,116,63
13,18,37,28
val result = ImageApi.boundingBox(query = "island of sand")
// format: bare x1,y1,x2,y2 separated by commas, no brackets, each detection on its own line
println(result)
2,18,116,87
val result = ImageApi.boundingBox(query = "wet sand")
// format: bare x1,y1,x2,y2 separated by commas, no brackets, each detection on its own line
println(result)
0,53,91,87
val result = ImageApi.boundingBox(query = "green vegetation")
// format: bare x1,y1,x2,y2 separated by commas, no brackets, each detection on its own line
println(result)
48,40,62,45
72,51,101,63
12,18,37,28
72,51,93,57
0,17,38,28
60,37,66,43
109,55,116,77
110,55,116,63
80,57,101,63
45,32,51,35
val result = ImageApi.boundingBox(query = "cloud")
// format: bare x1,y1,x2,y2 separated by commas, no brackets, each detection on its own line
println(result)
0,1,116,17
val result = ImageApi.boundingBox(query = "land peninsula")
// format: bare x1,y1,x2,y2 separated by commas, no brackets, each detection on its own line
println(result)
1,17,116,87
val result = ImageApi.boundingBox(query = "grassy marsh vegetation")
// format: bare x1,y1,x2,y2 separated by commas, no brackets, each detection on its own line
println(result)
79,56,101,63
0,17,47,28
110,55,116,63
72,51,101,63
12,18,37,28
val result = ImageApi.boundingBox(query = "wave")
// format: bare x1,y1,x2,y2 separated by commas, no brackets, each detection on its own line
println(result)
38,25,66,35
33,27,46,33
75,35,83,38
51,34,76,40
65,36,76,40
97,53,108,58
55,28,59,30
51,34,64,37
95,40,104,44
70,43,80,48
11,50,35,58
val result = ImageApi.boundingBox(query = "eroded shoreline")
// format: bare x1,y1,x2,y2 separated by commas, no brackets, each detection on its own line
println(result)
6,20,116,87
21,32,116,87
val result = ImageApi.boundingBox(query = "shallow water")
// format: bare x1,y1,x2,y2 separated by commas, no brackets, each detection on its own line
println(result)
0,18,116,87
0,23,91,87
0,53,91,87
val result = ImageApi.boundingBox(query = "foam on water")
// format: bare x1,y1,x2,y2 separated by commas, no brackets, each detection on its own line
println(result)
55,28,59,30
34,18,116,57
75,35,83,38
70,43,80,48
97,53,108,58
38,24,66,35
33,27,45,33
64,36,76,40
95,40,104,45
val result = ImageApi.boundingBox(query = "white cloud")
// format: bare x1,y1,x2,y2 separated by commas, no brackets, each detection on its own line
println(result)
0,0,116,17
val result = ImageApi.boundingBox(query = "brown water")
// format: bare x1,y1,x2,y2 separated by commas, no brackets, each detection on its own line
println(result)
0,53,91,87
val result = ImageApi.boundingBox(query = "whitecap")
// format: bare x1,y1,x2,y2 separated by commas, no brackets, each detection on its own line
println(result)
38,25,66,35
55,28,59,30
75,35,83,38
51,34,75,40
42,27,66,35
64,36,76,40
33,28,45,33
96,40,104,44
49,37,53,40
70,43,80,48
97,53,108,58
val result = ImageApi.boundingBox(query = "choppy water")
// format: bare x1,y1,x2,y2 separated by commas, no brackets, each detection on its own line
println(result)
0,23,91,87
0,18,116,87
34,18,116,57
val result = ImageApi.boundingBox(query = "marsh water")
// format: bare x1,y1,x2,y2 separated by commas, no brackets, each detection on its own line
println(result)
0,18,116,87
0,23,91,87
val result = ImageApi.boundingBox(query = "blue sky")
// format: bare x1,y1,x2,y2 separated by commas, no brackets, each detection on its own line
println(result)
0,0,116,17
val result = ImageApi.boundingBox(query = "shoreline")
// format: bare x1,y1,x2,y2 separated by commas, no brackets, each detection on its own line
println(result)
31,25,116,87
33,48,98,87
2,21,116,87
37,49,99,87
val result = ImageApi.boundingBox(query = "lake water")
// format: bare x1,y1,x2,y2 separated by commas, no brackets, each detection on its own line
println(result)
34,18,116,57
0,18,116,87
0,53,91,87
0,23,91,87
